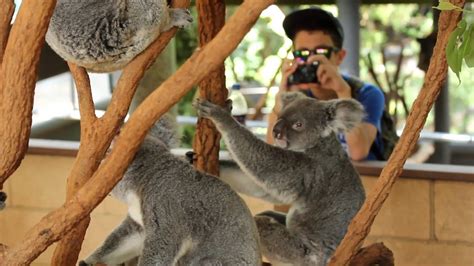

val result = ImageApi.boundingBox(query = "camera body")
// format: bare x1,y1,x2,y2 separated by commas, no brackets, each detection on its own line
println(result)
287,61,320,86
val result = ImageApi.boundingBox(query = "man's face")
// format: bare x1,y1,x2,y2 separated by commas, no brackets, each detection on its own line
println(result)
293,30,344,66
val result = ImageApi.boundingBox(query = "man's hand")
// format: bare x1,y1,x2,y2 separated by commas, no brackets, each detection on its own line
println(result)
307,54,351,99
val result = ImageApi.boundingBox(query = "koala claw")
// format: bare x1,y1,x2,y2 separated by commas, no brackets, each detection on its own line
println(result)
0,191,7,210
193,98,215,118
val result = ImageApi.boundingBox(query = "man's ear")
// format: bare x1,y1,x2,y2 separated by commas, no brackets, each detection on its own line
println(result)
280,92,307,108
325,99,365,134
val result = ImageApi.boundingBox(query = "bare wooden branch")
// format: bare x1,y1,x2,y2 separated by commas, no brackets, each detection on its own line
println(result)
0,0,15,65
50,1,190,264
1,0,273,264
0,0,57,189
68,63,97,125
328,2,465,265
193,0,227,175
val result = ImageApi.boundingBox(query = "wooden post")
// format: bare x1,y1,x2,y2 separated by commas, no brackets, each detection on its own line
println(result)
328,2,465,265
0,1,273,264
193,0,227,175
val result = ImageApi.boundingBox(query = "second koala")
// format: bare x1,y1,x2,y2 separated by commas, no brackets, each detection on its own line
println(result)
46,0,192,72
195,93,366,266
79,115,261,265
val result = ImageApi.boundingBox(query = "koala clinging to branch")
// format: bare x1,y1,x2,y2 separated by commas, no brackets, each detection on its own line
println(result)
46,0,193,72
194,92,366,266
79,115,261,266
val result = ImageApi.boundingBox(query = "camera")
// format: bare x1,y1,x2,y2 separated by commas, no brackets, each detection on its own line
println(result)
287,61,320,86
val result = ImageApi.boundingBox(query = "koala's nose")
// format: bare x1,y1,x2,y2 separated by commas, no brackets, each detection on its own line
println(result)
272,119,286,139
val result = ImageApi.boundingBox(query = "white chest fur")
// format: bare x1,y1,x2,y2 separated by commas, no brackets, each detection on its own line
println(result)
127,192,144,226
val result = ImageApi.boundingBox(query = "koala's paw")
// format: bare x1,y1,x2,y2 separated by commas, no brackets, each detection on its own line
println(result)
169,8,193,29
193,98,225,119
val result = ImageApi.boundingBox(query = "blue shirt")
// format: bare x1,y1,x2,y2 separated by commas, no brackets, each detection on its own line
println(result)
308,76,385,160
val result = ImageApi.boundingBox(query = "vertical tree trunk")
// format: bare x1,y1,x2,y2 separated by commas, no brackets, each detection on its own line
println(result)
0,0,57,189
193,0,227,176
328,2,465,265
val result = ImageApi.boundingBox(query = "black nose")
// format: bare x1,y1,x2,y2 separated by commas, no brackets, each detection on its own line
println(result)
272,120,285,139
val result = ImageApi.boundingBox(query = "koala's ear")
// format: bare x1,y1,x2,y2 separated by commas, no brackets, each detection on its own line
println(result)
324,99,365,135
280,92,307,107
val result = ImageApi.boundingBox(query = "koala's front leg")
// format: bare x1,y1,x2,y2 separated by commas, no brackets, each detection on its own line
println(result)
194,99,308,204
79,216,144,266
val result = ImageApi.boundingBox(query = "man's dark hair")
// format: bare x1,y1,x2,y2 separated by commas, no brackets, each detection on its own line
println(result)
283,7,344,49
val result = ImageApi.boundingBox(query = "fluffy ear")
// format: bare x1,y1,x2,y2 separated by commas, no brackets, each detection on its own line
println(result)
324,99,366,134
280,92,308,108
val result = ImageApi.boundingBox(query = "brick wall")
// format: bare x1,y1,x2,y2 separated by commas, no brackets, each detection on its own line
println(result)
1,154,473,265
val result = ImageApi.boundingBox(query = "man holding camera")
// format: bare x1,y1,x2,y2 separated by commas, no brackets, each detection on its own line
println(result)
267,7,385,161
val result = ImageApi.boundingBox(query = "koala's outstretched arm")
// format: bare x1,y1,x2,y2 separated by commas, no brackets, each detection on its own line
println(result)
79,216,144,266
195,99,315,203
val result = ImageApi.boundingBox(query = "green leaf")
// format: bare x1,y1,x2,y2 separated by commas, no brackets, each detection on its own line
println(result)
465,25,474,67
433,0,463,11
446,19,467,83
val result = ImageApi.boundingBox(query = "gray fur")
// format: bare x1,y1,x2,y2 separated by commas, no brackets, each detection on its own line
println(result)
194,92,366,266
46,0,192,72
80,114,261,265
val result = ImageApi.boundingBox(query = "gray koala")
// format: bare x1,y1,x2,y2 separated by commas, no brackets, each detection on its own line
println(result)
79,115,261,265
46,0,192,72
194,92,366,266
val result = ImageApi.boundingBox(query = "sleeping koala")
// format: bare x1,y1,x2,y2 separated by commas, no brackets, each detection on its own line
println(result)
194,92,366,266
79,115,261,266
46,0,192,72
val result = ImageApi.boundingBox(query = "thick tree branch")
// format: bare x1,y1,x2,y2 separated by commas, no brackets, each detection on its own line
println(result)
193,0,227,175
50,1,190,264
0,0,15,65
328,2,465,265
349,243,394,266
0,0,57,189
1,0,273,264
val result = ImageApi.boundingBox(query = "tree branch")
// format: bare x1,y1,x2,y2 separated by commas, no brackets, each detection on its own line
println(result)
328,2,466,265
68,63,97,125
193,0,227,175
0,0,57,189
0,0,15,65
0,0,274,264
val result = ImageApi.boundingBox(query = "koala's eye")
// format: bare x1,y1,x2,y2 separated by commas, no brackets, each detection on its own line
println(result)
292,121,304,130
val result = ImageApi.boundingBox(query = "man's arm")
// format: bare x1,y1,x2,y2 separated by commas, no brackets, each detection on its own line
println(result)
345,122,378,161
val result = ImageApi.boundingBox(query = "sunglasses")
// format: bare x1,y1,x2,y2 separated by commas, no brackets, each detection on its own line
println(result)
292,47,340,62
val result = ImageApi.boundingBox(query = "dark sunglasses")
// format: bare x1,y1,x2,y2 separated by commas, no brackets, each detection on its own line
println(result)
292,47,340,61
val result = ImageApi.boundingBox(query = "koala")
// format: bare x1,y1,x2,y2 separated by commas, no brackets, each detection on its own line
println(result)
194,92,366,266
46,0,193,72
79,115,261,266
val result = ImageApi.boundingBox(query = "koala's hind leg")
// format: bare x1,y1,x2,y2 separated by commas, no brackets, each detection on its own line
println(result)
79,216,144,266
255,215,326,266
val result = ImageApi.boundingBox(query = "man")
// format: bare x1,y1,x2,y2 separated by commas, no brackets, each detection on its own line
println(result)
267,7,385,161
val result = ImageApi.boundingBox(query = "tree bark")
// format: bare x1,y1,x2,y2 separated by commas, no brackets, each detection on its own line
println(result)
328,2,465,265
193,0,227,175
50,2,190,264
0,0,273,264
0,0,57,190
0,0,14,65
